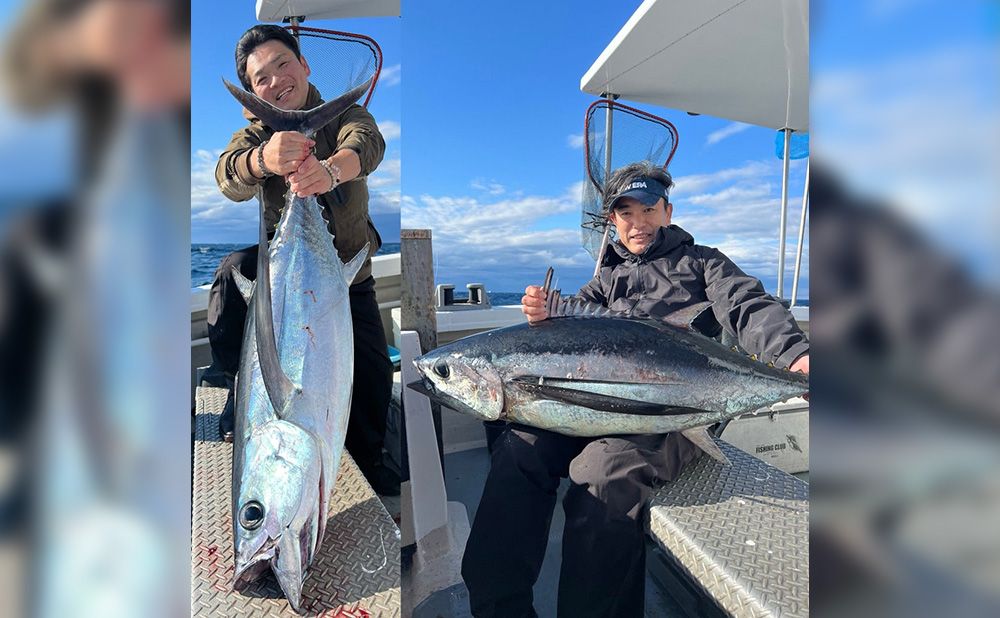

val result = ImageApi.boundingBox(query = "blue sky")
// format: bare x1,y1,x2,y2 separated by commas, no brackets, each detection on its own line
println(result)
401,1,808,296
182,0,996,295
190,4,401,245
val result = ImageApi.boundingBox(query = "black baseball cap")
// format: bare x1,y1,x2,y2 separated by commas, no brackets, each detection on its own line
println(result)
606,176,670,211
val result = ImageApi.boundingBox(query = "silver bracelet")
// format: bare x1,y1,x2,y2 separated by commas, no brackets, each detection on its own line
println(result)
319,159,341,191
257,140,275,178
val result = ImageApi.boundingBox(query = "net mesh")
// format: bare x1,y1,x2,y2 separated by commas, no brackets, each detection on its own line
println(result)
581,100,679,259
287,26,382,107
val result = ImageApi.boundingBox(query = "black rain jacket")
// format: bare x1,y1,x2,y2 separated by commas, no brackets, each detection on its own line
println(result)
577,225,809,370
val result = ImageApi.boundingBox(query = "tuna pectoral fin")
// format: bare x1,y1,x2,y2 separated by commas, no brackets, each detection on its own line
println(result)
342,242,371,286
681,426,731,465
510,376,697,417
254,186,297,417
230,267,255,305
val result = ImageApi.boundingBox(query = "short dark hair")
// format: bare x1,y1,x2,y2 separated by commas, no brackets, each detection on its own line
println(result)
603,161,674,214
235,25,302,91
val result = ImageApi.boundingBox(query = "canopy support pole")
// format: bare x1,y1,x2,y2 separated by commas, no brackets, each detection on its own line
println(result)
777,129,791,298
790,158,809,307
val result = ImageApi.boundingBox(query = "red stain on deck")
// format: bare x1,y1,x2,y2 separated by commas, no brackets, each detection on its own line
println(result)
195,543,233,593
305,290,317,302
303,325,316,346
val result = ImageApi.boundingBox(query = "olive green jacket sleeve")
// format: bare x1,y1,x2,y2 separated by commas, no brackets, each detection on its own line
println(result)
334,104,385,178
215,124,270,203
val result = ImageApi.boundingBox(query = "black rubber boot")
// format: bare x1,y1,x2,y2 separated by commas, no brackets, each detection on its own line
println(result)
358,458,401,496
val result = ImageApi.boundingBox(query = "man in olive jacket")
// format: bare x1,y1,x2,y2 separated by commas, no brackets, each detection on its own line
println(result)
462,161,809,617
205,25,397,494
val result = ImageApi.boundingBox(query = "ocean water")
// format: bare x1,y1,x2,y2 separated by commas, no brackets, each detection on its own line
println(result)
191,242,400,288
192,245,807,309
451,291,809,308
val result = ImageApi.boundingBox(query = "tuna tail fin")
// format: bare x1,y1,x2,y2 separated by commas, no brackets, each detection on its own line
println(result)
342,242,371,286
222,78,372,135
681,426,732,465
254,189,298,417
230,267,255,305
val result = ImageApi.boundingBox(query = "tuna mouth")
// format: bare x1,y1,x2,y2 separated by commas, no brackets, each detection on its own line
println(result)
233,546,276,589
406,379,436,398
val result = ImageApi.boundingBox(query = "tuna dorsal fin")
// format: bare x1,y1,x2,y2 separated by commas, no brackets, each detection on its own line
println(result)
342,242,370,286
222,78,372,135
661,301,714,331
253,188,298,417
540,266,627,320
230,266,255,305
545,289,628,319
681,426,732,465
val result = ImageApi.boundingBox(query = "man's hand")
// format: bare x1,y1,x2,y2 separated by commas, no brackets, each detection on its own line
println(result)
288,155,329,197
789,353,809,400
287,149,363,198
522,285,549,324
260,131,314,177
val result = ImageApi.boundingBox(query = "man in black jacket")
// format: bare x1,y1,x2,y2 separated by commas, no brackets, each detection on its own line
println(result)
461,161,809,617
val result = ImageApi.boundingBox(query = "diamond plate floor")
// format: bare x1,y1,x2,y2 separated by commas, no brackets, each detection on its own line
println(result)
192,386,401,617
648,439,809,618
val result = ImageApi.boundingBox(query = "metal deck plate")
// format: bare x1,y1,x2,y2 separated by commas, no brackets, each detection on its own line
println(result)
648,439,808,617
192,387,401,616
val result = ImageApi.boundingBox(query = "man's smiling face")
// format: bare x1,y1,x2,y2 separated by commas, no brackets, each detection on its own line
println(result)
609,197,672,255
245,40,311,111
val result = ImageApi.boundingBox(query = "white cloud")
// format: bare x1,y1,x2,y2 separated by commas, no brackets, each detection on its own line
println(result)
684,183,773,206
379,64,401,87
400,161,809,293
369,157,400,189
378,120,400,142
368,189,400,215
402,182,594,288
470,178,506,196
671,160,777,196
567,133,585,149
705,122,752,146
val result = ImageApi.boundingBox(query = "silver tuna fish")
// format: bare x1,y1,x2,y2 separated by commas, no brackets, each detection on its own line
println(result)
411,268,808,463
222,78,371,612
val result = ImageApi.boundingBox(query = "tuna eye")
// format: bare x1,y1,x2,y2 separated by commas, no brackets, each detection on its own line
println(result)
433,360,450,379
240,501,264,530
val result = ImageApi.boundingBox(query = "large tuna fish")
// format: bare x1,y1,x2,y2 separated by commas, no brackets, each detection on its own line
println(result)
223,78,371,612
411,268,808,463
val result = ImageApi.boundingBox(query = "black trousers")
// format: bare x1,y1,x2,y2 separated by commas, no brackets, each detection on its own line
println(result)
206,245,392,471
461,424,701,618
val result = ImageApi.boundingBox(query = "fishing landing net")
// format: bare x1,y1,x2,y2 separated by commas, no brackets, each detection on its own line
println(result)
581,100,679,261
287,25,383,107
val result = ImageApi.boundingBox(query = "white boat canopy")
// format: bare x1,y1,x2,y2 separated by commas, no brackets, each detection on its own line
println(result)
580,0,808,132
256,0,400,22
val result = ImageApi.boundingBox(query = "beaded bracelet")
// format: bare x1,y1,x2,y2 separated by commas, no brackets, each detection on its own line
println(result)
257,140,275,178
319,159,341,191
